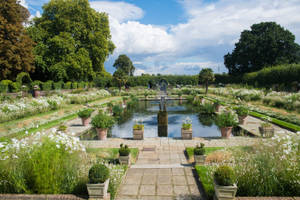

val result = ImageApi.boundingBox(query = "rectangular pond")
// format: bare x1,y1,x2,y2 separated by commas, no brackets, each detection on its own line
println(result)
81,100,222,139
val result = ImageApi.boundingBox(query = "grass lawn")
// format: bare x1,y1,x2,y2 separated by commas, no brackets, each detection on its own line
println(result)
195,165,214,200
86,148,139,164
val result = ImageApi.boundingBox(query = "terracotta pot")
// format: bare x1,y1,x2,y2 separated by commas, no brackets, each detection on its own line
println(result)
238,115,247,125
220,127,233,138
81,117,91,126
181,128,192,140
34,90,40,98
96,128,108,140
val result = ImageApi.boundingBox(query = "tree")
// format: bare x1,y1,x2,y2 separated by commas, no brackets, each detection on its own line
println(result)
199,68,215,94
27,0,115,81
0,0,35,80
113,69,128,91
224,22,300,75
113,54,135,76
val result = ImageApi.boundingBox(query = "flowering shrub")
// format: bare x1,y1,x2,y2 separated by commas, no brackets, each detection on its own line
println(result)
182,116,192,130
234,135,300,196
0,130,87,194
63,89,110,104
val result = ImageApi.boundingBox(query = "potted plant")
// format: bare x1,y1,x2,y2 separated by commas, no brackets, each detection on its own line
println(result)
181,117,192,139
216,112,237,138
235,106,249,125
214,100,222,112
259,122,274,137
87,164,110,199
213,165,237,200
133,119,144,140
119,143,131,165
194,143,206,165
91,113,115,140
106,102,113,113
33,85,40,98
78,108,94,126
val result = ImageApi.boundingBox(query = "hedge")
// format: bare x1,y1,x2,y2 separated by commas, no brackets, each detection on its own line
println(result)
71,82,78,89
42,80,53,91
53,81,63,90
0,80,12,93
64,82,72,89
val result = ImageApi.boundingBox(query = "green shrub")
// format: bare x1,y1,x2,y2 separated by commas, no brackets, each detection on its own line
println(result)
31,80,43,90
119,144,130,156
64,82,72,89
199,103,216,114
235,106,249,116
216,112,237,128
0,80,12,93
78,109,94,118
77,82,85,89
112,105,123,116
133,124,144,130
214,165,235,186
10,82,21,92
72,82,78,89
53,81,63,90
42,80,53,91
88,164,110,184
194,143,205,155
91,113,115,129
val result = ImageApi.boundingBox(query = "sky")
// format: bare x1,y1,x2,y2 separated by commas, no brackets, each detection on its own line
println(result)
21,0,300,75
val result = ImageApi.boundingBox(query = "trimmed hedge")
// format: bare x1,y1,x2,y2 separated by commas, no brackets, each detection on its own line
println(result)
42,80,53,91
53,81,63,90
64,82,72,89
0,80,12,93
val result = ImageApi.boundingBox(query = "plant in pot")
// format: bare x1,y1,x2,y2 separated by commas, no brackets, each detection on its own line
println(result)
112,105,123,117
33,85,40,98
119,143,131,165
181,117,192,139
235,106,249,125
133,119,144,140
87,164,110,199
259,121,274,138
213,165,237,200
194,143,206,165
78,108,94,126
91,113,115,140
216,112,238,138
214,100,222,112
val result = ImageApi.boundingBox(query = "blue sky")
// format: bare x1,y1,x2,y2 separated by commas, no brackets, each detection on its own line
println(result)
22,0,300,75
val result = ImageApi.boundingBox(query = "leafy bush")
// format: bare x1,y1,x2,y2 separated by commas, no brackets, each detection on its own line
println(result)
235,106,249,116
119,144,130,156
53,81,63,90
214,165,235,186
78,81,85,89
78,109,94,118
133,124,144,130
215,112,237,128
64,81,72,89
194,143,205,155
199,103,216,114
112,105,123,116
10,82,21,92
88,164,110,184
72,82,78,89
91,113,115,129
0,80,12,93
42,80,53,91
182,116,192,130
31,80,43,90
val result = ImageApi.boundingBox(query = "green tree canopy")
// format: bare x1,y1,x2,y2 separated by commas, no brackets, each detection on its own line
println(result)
113,69,128,91
113,54,135,76
199,68,215,94
224,22,300,75
0,0,35,80
27,0,115,81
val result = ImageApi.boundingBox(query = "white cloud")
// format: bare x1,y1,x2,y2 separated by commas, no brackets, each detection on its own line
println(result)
90,1,144,22
19,0,28,8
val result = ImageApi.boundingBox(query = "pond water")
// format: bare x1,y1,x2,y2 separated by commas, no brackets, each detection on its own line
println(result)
81,100,221,139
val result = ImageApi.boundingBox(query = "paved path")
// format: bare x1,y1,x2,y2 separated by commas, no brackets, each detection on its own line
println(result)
116,147,203,200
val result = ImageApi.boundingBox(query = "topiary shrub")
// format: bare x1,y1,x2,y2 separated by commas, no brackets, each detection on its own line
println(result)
0,80,12,93
119,143,130,156
194,143,205,155
78,81,85,89
10,82,21,93
42,81,53,91
72,82,78,89
53,81,63,90
214,165,235,186
77,109,94,118
88,164,110,184
64,82,72,89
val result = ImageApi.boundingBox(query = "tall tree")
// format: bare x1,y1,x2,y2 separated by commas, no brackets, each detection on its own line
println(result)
27,0,115,81
224,22,300,75
113,54,135,76
199,68,215,94
113,69,128,91
0,0,35,80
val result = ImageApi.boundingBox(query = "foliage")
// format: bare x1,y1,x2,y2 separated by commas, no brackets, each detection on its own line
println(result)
214,165,235,186
113,54,135,76
0,80,12,93
0,131,86,194
78,109,94,118
194,143,205,155
88,164,110,184
42,80,53,91
215,112,238,128
235,106,249,116
119,143,130,156
53,81,63,90
199,68,215,94
199,103,216,114
0,0,35,80
64,82,72,89
91,113,115,129
113,69,128,91
16,72,32,85
234,135,300,196
133,124,144,130
182,116,192,130
27,0,115,81
112,105,123,117
195,165,214,200
225,22,300,75
72,82,78,89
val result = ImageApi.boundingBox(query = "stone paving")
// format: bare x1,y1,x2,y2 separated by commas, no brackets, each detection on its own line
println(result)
116,147,203,200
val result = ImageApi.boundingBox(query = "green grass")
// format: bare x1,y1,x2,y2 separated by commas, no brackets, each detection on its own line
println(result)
86,148,139,164
195,165,214,200
186,147,224,160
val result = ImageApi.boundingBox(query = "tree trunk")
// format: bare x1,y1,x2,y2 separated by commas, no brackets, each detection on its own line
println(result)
205,81,208,94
